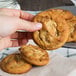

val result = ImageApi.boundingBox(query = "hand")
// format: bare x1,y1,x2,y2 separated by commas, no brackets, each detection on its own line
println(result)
0,8,42,50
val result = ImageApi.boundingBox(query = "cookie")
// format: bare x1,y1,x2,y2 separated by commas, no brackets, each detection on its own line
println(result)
33,9,70,50
0,53,32,74
19,45,49,66
67,16,76,42
48,9,73,20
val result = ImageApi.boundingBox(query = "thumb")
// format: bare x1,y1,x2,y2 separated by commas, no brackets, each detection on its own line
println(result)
17,19,42,32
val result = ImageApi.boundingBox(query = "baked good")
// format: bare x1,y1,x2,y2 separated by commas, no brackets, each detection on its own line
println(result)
19,45,49,66
0,53,32,74
49,9,76,42
67,16,76,42
33,9,70,50
48,9,73,20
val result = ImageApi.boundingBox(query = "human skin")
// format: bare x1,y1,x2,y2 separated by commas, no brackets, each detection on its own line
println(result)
0,8,42,50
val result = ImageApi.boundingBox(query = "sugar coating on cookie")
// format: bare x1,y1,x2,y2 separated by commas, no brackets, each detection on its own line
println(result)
0,54,32,74
33,9,70,50
19,45,49,66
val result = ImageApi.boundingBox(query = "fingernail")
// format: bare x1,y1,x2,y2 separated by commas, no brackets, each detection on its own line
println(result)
36,23,42,28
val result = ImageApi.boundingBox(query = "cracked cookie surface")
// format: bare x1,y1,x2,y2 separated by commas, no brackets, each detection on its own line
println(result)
33,9,70,50
19,45,49,66
0,53,32,74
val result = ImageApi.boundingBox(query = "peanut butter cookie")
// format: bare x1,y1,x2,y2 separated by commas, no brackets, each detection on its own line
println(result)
0,53,32,74
19,45,49,66
67,16,76,42
48,9,73,20
33,9,70,50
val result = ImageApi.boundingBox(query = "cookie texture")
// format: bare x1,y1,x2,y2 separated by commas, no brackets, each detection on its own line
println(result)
48,9,73,20
0,53,32,74
19,45,49,66
67,16,76,42
33,9,70,50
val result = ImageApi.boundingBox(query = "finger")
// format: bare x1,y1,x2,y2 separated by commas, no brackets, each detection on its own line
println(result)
10,32,18,39
0,36,12,50
0,8,34,20
20,10,34,21
17,19,42,32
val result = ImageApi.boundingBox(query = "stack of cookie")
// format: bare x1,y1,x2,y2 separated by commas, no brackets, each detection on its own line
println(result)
0,45,49,74
33,9,76,50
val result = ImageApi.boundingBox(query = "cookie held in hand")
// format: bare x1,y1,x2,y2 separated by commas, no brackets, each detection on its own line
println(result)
33,9,70,50
19,45,49,66
0,53,32,74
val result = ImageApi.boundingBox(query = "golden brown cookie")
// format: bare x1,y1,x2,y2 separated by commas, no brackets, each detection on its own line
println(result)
33,9,70,50
0,53,32,74
67,16,76,42
48,9,73,20
19,45,49,66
